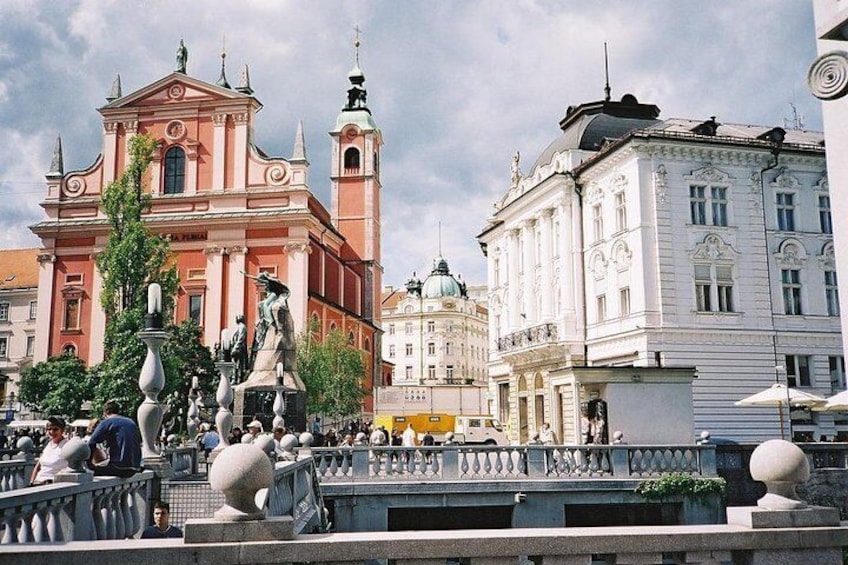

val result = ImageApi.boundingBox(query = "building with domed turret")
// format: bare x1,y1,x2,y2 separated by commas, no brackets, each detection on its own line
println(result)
478,90,842,444
381,257,488,388
28,40,385,416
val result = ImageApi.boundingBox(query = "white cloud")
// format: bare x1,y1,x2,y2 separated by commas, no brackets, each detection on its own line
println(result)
0,0,822,286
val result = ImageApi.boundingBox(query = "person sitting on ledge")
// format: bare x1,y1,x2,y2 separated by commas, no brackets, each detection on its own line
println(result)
141,501,183,539
87,400,142,478
30,416,69,486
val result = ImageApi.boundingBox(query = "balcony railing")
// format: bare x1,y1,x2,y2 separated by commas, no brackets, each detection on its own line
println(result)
311,443,717,482
497,322,558,353
0,471,154,544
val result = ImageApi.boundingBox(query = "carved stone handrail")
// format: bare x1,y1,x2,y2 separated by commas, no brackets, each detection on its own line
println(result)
267,457,328,534
0,471,154,543
163,446,198,479
0,460,33,492
310,444,717,482
497,323,558,353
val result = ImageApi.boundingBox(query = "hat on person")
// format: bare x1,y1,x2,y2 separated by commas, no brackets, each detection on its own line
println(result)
247,420,264,433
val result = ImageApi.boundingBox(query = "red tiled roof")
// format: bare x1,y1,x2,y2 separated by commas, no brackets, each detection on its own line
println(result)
0,248,40,290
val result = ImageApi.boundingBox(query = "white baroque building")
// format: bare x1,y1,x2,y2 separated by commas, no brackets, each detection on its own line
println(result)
478,93,843,444
381,257,488,387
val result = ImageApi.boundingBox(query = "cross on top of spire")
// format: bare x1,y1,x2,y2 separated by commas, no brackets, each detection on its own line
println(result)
354,25,362,66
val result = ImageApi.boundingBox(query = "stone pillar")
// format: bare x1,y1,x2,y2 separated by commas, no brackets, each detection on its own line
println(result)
539,208,554,321
227,245,248,326
285,240,310,334
507,228,521,330
33,253,55,362
232,112,249,190
212,113,228,191
212,361,234,460
204,245,227,346
122,120,138,168
88,248,107,364
137,290,173,477
522,219,537,323
102,121,119,184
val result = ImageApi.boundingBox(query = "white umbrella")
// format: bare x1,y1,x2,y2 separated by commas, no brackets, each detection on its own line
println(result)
6,419,49,429
820,390,848,412
735,383,825,440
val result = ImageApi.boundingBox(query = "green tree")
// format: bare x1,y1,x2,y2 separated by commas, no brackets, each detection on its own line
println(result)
18,353,93,419
161,320,219,435
296,324,367,422
92,134,179,414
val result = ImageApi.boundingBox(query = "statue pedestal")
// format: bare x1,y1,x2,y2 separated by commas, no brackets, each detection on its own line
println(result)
142,455,174,479
234,385,307,433
184,516,294,543
727,505,840,529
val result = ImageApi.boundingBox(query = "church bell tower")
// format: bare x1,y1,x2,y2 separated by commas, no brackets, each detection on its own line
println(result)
330,34,383,326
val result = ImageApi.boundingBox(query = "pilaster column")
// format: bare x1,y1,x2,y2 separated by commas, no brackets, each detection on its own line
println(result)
285,240,311,334
34,253,56,362
232,112,249,190
571,198,585,328
507,229,521,330
102,122,119,185
212,113,228,191
559,200,576,314
122,120,138,168
227,246,248,327
539,208,554,321
522,219,537,323
88,249,106,364
204,245,228,346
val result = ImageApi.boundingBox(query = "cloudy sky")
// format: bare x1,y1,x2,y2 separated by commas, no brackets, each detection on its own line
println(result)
0,1,822,287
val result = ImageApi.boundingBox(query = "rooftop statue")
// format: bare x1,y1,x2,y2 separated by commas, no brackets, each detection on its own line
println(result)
176,39,188,74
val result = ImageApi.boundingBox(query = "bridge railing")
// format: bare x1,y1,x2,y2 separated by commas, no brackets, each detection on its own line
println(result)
163,446,198,479
0,458,34,493
0,471,154,544
311,443,717,482
266,457,328,534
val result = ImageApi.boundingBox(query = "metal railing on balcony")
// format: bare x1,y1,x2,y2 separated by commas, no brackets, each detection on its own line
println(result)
497,322,557,353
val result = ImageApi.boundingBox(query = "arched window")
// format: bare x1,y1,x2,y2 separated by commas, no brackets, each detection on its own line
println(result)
344,147,360,171
163,146,186,194
62,343,77,357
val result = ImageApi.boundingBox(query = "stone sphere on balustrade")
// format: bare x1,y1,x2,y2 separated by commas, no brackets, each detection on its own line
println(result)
750,439,810,510
209,443,273,521
60,437,91,473
298,432,314,448
16,436,34,453
280,434,298,451
253,434,275,457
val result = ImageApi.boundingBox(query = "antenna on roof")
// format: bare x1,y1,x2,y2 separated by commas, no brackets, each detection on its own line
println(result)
438,221,442,256
783,102,805,131
603,42,611,102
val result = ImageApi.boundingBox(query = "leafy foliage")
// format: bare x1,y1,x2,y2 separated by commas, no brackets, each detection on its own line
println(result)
296,323,367,421
18,353,93,419
92,134,179,415
635,472,727,501
160,320,219,434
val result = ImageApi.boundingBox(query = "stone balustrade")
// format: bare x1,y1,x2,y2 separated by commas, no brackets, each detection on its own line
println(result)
0,471,154,544
266,457,328,534
0,459,33,493
164,446,198,479
0,450,20,463
3,521,847,564
312,444,717,482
